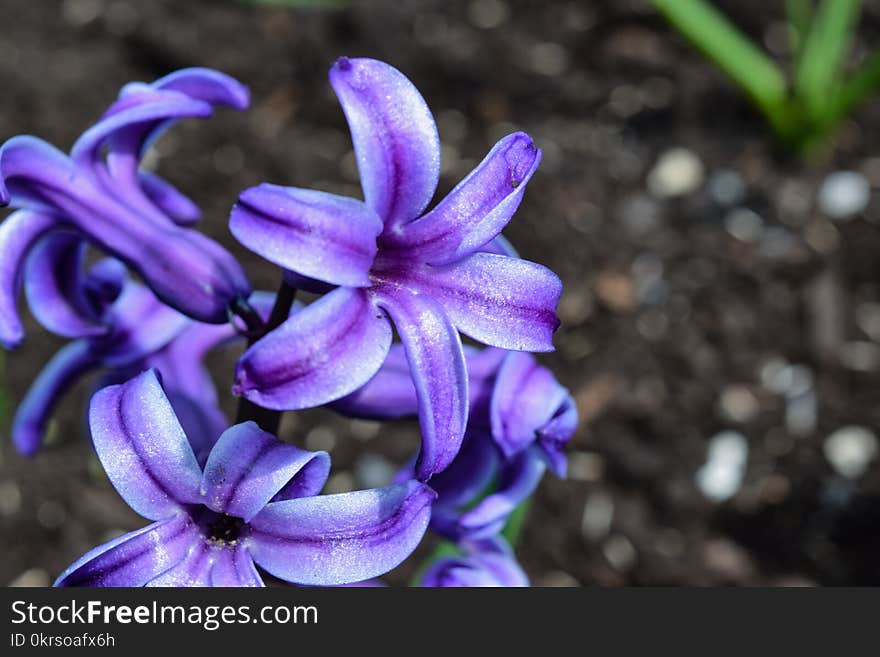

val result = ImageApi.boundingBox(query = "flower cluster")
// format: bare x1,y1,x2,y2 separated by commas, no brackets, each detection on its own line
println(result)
1,57,575,587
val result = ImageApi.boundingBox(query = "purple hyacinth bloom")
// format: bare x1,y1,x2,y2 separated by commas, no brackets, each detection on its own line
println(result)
335,345,577,539
231,57,562,482
55,370,435,587
420,536,528,587
10,250,270,458
0,68,252,347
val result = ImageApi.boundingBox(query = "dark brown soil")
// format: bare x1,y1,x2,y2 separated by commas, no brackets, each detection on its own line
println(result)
2,0,880,586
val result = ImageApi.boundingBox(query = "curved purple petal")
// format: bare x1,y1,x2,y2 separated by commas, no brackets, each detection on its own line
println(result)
150,67,250,110
0,209,62,348
202,422,330,522
480,234,519,257
24,233,107,339
248,480,435,586
129,227,253,325
54,514,196,587
458,448,546,538
146,541,214,587
99,281,189,367
234,286,392,410
329,57,440,228
83,258,126,312
490,351,571,459
537,397,578,478
430,432,499,511
89,370,203,520
376,288,468,481
139,172,201,225
0,135,81,209
210,544,264,587
389,133,541,265
230,184,381,288
71,88,212,177
393,253,562,352
331,345,418,419
12,340,99,456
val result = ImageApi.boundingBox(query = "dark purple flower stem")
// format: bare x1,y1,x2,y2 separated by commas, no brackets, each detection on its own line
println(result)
233,279,297,434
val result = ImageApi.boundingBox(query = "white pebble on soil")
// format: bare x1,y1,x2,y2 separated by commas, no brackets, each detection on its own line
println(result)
818,171,870,220
647,147,704,198
823,426,878,479
695,431,749,502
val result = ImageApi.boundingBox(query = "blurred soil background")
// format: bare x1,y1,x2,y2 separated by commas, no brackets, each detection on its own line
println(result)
2,0,880,586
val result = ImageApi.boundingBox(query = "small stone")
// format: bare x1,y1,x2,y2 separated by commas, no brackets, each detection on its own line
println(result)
349,419,380,442
527,42,568,76
703,539,755,580
467,0,508,29
535,570,581,587
724,208,764,243
654,528,686,558
305,426,336,453
759,357,789,391
785,390,817,436
695,431,748,502
855,302,880,342
595,271,636,312
557,288,594,325
354,454,395,489
718,385,760,423
603,534,637,572
8,568,50,588
213,143,244,176
839,340,880,372
636,309,668,340
62,0,103,26
818,171,870,220
323,471,355,494
37,500,66,529
824,426,878,478
647,148,704,198
708,170,746,206
580,491,614,542
0,480,22,517
618,194,661,236
567,451,604,482
777,179,812,223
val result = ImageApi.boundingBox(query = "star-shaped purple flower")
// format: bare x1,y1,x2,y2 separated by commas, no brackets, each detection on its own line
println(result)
230,57,562,482
56,370,435,587
0,68,252,348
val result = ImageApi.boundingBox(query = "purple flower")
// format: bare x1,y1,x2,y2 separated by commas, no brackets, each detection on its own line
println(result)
56,370,435,587
230,57,562,482
336,345,577,539
10,249,271,457
420,537,528,587
0,68,252,348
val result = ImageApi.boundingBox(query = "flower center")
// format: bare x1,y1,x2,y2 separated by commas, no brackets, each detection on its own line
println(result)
194,508,247,545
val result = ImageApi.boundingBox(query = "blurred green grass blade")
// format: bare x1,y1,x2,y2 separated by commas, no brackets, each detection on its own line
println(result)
651,0,790,134
785,0,814,65
826,50,880,127
794,0,861,118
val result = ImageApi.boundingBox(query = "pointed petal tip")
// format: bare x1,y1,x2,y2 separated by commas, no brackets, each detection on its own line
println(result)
333,56,353,73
